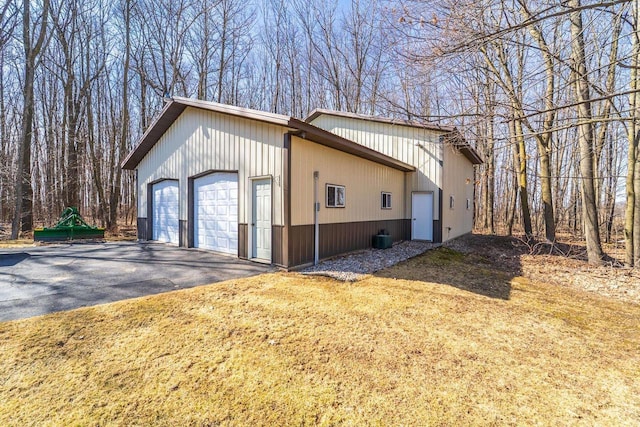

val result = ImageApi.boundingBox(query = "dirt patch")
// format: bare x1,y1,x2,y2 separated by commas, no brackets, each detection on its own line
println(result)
0,222,13,241
441,234,640,305
520,255,640,304
0,223,34,248
103,225,137,241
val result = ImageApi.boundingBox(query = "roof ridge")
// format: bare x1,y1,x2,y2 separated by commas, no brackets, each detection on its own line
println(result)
304,108,455,132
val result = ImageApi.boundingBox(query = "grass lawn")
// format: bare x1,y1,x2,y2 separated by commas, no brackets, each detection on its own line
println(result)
0,239,35,248
0,238,638,425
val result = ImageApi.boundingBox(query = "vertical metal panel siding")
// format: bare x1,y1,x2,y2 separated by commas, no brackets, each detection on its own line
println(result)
238,224,248,258
136,218,148,240
272,225,285,266
137,107,286,227
318,219,411,260
310,115,444,220
442,146,475,241
287,219,411,267
288,225,315,266
289,136,405,226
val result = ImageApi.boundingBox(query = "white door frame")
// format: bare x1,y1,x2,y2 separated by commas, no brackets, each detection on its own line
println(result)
411,191,434,241
249,176,273,262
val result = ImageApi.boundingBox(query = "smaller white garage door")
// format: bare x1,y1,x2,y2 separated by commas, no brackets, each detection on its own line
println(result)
194,172,238,254
152,180,179,244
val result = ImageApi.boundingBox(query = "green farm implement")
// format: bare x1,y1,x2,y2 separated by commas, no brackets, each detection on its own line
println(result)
34,207,105,242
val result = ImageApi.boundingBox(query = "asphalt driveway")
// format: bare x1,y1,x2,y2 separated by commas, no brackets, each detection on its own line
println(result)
0,242,271,322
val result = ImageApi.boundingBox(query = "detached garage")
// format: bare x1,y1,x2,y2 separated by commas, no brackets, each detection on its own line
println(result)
122,97,480,268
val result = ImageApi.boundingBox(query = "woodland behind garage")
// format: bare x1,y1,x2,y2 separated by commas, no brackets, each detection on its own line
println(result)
122,97,481,269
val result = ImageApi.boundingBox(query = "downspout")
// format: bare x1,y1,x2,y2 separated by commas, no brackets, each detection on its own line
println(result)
314,171,319,265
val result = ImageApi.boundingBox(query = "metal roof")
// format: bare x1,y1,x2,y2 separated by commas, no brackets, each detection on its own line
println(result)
306,108,455,132
305,109,483,165
122,97,415,172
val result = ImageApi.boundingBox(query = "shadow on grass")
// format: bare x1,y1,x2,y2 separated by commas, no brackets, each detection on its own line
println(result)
375,235,524,300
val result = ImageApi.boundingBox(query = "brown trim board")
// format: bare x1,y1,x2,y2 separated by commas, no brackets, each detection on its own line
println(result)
280,133,292,267
137,217,148,240
179,220,187,247
434,189,443,243
146,183,153,240
238,224,248,259
272,225,285,267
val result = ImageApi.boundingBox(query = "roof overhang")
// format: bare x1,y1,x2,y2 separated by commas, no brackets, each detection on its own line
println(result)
122,98,415,172
288,119,414,172
122,101,187,170
442,130,484,165
305,109,483,165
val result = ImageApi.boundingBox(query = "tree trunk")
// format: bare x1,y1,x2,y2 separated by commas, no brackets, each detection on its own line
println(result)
634,151,640,265
593,12,622,239
519,0,556,242
625,0,640,266
506,116,520,237
538,143,554,242
514,113,533,238
108,0,131,230
12,0,49,239
85,66,107,225
216,3,228,103
484,95,495,234
0,51,5,220
570,0,604,264
604,132,617,243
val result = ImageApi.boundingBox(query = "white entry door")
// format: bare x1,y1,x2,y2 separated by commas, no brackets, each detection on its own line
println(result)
152,180,179,244
412,192,434,241
252,178,272,261
194,172,238,254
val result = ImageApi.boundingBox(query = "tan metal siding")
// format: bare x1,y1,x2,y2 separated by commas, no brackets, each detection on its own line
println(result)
310,115,443,220
442,145,475,241
137,107,286,226
290,136,406,226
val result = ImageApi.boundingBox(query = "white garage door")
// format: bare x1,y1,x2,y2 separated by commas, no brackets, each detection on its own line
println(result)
194,172,238,254
152,180,179,244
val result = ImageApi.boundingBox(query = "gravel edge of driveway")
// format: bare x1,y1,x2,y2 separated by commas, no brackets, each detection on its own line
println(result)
301,240,439,281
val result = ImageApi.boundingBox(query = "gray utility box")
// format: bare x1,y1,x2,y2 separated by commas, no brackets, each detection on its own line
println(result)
372,234,393,249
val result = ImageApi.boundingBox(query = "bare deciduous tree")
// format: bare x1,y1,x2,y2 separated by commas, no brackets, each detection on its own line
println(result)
12,0,49,239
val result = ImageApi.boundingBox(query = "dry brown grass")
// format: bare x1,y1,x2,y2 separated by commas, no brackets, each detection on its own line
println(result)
1,239,639,425
0,239,35,248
